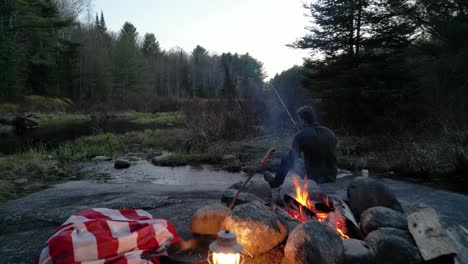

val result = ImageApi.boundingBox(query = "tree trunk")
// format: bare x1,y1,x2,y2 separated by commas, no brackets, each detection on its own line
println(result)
356,0,362,58
349,0,355,57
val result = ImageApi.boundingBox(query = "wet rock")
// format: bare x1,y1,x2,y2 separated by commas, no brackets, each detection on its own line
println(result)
152,156,188,167
365,228,422,264
347,177,403,220
343,239,375,264
284,220,344,264
221,189,264,206
228,180,272,201
92,156,112,161
114,159,131,169
224,201,288,256
360,206,407,235
190,204,227,236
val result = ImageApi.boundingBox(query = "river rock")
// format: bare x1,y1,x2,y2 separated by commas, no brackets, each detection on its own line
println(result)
221,188,264,206
347,177,403,220
360,206,407,235
343,239,375,264
224,201,288,256
92,156,112,161
228,180,272,201
114,159,131,169
365,228,422,264
191,204,227,235
284,220,344,264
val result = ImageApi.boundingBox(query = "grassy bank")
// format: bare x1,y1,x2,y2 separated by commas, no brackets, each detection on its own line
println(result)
1,109,467,203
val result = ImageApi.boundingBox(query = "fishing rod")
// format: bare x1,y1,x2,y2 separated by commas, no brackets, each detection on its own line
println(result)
271,85,299,131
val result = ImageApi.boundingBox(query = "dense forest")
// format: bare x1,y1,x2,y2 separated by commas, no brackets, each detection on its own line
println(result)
275,0,468,133
0,0,266,104
1,0,467,133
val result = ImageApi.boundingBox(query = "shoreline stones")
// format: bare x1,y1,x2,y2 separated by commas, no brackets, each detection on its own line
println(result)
224,201,288,256
360,206,407,235
284,220,344,264
347,177,403,220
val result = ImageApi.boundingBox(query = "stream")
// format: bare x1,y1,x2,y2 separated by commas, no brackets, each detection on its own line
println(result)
0,118,168,154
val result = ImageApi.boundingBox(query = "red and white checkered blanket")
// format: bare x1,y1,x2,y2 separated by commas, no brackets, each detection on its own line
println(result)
38,208,181,264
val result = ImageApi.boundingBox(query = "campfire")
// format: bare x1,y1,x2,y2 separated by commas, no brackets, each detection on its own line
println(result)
285,176,350,239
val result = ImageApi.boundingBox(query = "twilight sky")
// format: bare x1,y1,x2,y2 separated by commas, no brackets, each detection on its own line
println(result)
92,0,311,79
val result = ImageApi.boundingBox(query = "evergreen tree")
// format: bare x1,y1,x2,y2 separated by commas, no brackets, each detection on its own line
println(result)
99,11,107,33
113,22,147,100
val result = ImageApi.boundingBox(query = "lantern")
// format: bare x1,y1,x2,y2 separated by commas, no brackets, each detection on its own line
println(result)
208,230,244,264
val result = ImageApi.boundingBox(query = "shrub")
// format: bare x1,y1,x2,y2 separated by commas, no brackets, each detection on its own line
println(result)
182,98,257,144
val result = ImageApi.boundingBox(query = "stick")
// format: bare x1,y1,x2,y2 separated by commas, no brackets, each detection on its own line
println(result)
271,86,299,131
222,148,276,230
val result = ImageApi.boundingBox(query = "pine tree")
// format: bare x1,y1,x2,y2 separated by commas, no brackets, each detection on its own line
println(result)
100,11,107,33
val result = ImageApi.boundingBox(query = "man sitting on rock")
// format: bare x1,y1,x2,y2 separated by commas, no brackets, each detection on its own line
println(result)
264,105,337,187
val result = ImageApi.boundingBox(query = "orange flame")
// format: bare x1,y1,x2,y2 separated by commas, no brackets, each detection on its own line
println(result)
290,176,349,239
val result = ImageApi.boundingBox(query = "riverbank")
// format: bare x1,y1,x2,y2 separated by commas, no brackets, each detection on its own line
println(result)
1,108,467,203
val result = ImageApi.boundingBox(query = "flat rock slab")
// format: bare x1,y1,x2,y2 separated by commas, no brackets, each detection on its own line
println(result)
1,174,468,263
0,181,223,263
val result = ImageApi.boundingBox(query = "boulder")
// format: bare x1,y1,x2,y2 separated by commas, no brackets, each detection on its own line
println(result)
224,201,288,256
347,177,403,220
191,204,227,235
228,180,272,201
92,156,112,161
365,228,422,264
114,159,131,169
221,189,264,206
360,206,407,235
343,239,375,264
271,205,301,235
284,221,344,264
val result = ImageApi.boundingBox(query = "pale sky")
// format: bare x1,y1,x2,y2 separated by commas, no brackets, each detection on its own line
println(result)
92,0,311,79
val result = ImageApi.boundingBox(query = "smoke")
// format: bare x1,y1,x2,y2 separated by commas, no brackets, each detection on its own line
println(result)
258,84,320,131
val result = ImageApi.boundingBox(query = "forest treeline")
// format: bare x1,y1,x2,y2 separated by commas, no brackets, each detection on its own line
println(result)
0,0,266,103
272,0,468,132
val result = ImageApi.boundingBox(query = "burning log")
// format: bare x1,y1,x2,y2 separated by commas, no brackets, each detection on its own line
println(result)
283,193,317,222
283,176,359,240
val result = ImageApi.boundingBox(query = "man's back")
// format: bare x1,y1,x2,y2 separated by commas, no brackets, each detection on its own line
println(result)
293,125,337,183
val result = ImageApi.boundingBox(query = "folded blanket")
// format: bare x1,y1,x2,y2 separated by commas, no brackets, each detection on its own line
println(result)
38,208,181,264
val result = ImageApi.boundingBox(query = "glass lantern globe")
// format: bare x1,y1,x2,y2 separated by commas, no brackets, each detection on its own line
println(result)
208,230,244,264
